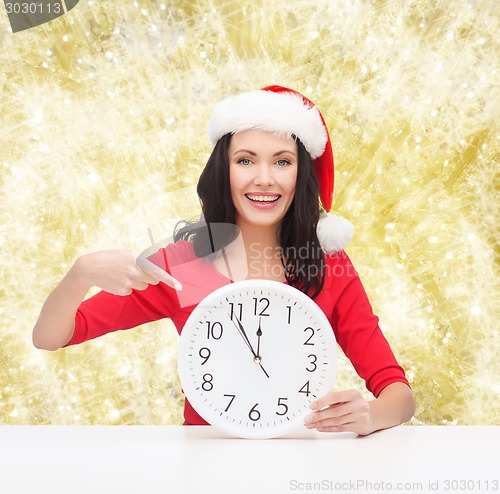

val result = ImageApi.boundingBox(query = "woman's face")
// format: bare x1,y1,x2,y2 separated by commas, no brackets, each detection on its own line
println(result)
228,129,298,231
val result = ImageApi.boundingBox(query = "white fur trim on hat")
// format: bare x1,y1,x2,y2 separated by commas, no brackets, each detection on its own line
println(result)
317,213,354,253
207,90,328,159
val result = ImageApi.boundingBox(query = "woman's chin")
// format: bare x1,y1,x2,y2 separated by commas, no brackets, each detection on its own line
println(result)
236,210,286,229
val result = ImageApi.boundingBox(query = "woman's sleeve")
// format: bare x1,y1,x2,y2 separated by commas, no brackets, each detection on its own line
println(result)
64,280,178,347
330,260,410,397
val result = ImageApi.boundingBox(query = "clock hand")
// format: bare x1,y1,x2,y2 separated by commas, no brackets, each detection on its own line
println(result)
230,314,256,355
256,316,262,357
254,318,269,378
230,314,270,379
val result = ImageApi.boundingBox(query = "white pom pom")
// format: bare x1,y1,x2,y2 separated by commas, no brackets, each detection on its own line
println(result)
317,213,354,253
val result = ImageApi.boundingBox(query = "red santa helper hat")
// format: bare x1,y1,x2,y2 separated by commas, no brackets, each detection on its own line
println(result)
207,85,354,253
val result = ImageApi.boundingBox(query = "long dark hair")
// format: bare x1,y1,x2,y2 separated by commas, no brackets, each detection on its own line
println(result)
174,133,325,299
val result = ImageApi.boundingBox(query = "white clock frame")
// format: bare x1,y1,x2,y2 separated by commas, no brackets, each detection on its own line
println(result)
178,279,337,438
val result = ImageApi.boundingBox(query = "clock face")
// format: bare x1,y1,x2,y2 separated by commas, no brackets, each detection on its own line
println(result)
178,279,337,438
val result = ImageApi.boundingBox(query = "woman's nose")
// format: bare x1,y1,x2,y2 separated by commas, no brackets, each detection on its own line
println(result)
253,163,275,186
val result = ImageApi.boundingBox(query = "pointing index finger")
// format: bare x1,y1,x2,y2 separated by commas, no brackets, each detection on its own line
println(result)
149,268,183,291
135,253,182,291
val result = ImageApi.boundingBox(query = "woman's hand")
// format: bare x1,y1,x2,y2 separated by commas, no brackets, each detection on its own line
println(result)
74,249,182,295
303,383,415,436
304,389,375,436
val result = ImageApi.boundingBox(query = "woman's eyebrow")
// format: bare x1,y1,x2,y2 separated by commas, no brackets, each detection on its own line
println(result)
232,149,296,156
232,149,257,156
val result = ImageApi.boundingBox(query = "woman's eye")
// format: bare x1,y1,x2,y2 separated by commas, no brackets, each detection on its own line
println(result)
238,158,251,165
276,159,291,166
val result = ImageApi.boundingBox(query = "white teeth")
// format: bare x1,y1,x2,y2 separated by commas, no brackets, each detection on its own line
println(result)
246,195,280,203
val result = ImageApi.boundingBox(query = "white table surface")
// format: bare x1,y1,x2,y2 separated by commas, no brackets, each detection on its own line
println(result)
0,425,498,494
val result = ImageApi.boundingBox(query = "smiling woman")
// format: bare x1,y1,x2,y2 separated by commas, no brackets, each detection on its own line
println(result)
32,85,415,436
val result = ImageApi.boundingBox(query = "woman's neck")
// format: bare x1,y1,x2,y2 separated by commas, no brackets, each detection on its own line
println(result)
238,223,280,252
212,222,286,282
237,222,285,281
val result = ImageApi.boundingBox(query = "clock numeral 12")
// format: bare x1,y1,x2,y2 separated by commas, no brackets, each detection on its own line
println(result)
253,297,270,316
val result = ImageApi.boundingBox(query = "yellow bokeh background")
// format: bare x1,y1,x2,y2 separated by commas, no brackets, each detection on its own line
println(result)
0,0,498,425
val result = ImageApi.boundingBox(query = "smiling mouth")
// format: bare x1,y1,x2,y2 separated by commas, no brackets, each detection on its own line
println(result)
245,194,281,203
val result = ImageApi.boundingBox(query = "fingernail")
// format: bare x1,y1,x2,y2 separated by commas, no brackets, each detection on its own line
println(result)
173,280,183,291
309,402,318,410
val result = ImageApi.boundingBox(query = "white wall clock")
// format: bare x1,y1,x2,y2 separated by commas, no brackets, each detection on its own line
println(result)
178,279,338,438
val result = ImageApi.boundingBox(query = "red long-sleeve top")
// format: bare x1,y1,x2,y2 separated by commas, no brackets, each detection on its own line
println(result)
66,240,409,425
